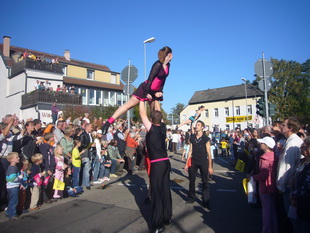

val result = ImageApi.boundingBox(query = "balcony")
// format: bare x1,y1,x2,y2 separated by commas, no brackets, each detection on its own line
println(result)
10,58,63,77
21,90,82,109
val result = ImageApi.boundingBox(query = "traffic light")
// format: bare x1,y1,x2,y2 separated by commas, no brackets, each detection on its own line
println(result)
268,102,277,116
256,97,265,117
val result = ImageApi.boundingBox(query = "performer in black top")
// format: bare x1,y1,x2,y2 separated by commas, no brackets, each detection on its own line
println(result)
139,101,172,233
101,46,173,135
185,120,213,208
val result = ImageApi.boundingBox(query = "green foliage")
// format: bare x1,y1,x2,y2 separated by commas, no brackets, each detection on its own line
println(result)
267,58,310,124
62,105,119,121
171,103,185,123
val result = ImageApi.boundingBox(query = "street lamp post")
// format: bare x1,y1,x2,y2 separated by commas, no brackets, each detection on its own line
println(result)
241,78,248,127
143,37,155,81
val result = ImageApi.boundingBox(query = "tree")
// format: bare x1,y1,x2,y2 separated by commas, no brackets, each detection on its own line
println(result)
171,103,185,124
267,58,310,124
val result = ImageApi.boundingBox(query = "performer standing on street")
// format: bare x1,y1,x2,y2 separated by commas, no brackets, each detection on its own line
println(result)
139,101,172,233
185,120,213,208
101,46,173,134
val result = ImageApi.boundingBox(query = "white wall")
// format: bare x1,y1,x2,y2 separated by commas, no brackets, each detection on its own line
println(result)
26,70,63,93
0,56,8,118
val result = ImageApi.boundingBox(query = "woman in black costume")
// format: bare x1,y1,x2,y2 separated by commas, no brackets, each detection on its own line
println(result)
101,46,172,134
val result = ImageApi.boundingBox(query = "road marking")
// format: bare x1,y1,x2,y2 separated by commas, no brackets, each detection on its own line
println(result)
217,157,229,164
214,170,235,173
117,183,136,187
217,189,236,192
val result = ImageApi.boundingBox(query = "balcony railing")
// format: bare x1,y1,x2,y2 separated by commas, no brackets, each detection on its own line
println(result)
21,90,82,108
11,59,63,77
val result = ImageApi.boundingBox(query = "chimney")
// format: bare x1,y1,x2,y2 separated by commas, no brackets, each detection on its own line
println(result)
64,49,71,61
3,36,11,57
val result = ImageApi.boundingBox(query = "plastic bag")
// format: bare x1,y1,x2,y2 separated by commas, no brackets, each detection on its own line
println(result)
247,176,257,204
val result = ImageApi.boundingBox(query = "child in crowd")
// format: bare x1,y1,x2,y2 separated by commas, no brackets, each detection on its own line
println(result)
54,145,66,199
177,105,205,129
17,159,30,215
253,137,278,233
72,140,84,187
220,139,228,156
6,152,22,219
29,153,44,210
98,141,111,183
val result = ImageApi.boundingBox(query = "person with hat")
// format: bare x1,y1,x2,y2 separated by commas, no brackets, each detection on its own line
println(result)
253,136,278,233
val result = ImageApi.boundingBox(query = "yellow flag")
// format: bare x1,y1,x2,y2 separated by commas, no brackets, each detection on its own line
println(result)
53,178,65,190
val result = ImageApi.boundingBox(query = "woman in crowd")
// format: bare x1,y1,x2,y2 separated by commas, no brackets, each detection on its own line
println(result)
253,137,278,233
101,46,173,134
93,130,104,184
59,127,74,165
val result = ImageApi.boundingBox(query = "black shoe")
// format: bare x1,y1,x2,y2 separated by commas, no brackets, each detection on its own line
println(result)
202,201,210,209
101,121,111,135
86,186,91,190
185,199,195,205
150,226,165,233
164,219,172,226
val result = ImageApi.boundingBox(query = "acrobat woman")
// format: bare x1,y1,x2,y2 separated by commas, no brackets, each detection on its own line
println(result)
177,105,205,129
101,46,173,134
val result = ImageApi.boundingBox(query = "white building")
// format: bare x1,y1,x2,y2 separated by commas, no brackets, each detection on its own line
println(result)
0,36,126,123
179,84,264,131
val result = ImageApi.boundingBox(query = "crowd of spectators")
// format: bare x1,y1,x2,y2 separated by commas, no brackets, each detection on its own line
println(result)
1,110,309,233
0,112,146,220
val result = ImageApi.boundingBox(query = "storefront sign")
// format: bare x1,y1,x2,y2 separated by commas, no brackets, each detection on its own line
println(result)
226,115,252,123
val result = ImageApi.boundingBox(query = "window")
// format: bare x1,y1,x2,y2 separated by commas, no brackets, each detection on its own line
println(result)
247,105,252,115
111,74,116,84
62,65,67,76
87,70,94,80
96,90,102,105
122,94,127,104
214,108,219,117
117,92,122,105
110,92,116,105
236,106,240,116
225,124,230,131
225,107,229,116
236,124,241,129
103,91,109,106
89,89,95,105
80,88,87,105
205,109,209,118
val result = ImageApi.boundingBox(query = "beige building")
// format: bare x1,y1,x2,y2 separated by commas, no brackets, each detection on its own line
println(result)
179,84,264,131
0,36,126,123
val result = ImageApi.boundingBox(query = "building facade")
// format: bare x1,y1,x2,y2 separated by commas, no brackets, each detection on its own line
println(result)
179,84,264,131
0,36,127,123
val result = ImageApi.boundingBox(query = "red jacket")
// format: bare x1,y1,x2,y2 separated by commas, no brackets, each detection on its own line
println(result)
253,151,277,194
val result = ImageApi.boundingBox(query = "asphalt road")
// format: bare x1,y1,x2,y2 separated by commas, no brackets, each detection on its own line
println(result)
0,151,262,233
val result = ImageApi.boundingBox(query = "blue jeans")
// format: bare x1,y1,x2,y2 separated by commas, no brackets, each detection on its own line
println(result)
6,187,19,218
110,159,117,174
82,158,91,187
72,165,80,187
99,164,110,178
93,159,100,182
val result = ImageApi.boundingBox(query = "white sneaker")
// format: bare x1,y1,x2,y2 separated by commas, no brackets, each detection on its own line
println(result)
93,181,101,184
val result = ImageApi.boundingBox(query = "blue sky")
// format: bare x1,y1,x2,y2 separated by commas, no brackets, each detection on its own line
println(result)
1,0,309,114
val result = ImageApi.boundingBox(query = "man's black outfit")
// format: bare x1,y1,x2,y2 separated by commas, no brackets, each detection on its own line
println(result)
188,133,211,206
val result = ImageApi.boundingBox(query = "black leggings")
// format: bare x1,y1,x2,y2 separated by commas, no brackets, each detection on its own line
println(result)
150,160,172,229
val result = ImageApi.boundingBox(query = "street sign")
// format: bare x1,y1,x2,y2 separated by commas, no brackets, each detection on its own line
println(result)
255,59,273,77
258,78,272,91
123,84,135,95
121,65,138,83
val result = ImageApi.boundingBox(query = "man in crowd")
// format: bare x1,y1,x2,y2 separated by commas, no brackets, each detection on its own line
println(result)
80,123,94,190
277,117,303,232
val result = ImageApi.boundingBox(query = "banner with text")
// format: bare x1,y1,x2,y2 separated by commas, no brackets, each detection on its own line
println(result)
226,115,252,123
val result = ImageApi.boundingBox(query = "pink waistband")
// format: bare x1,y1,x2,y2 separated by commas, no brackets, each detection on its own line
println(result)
150,157,169,163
